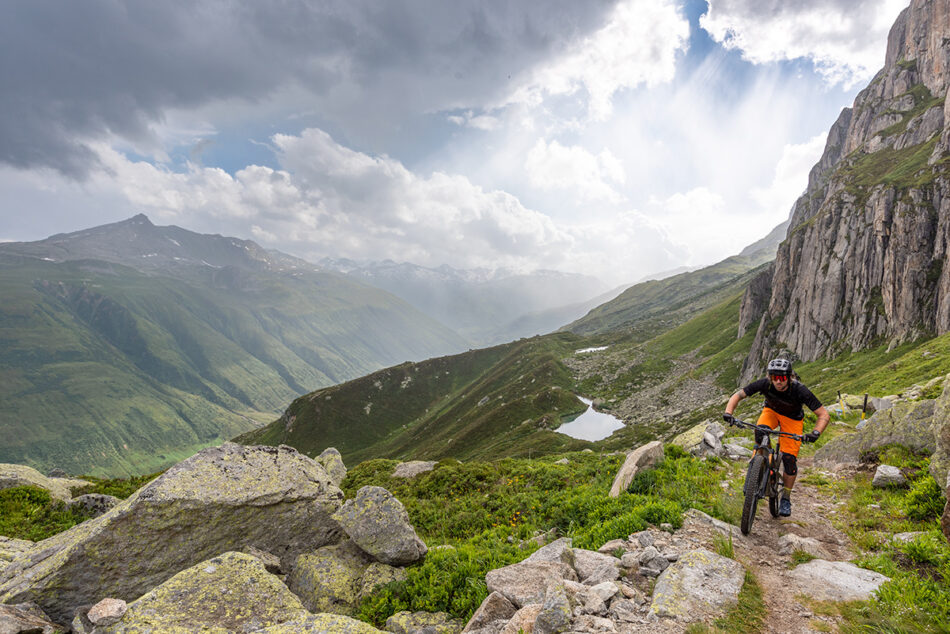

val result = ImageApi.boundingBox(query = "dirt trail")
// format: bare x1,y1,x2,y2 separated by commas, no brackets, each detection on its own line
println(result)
697,457,856,633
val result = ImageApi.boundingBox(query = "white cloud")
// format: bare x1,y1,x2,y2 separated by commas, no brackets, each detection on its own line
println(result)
448,111,501,131
647,187,737,263
507,0,689,119
700,0,908,86
750,133,827,221
90,129,575,273
525,139,626,203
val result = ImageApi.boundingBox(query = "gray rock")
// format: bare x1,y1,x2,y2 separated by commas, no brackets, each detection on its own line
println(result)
724,444,753,459
526,537,574,568
572,549,620,584
287,540,372,615
332,486,427,566
500,605,542,633
392,460,438,479
533,583,572,634
485,561,577,608
787,560,890,601
816,400,938,467
0,443,344,624
259,613,385,633
359,561,407,603
87,598,127,626
872,465,907,488
631,530,654,548
316,447,347,487
46,468,68,478
608,598,641,623
243,545,283,574
462,592,516,633
67,493,120,517
0,463,88,501
929,375,950,489
650,548,745,622
0,536,33,564
596,538,628,554
892,531,927,543
386,610,464,634
778,533,827,558
0,602,59,634
683,508,743,540
608,441,664,497
95,551,309,633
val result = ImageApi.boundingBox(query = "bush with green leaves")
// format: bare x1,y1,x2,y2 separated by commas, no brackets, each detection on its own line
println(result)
902,475,944,522
0,486,90,541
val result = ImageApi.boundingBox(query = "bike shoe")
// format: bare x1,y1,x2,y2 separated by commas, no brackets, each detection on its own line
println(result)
779,497,792,517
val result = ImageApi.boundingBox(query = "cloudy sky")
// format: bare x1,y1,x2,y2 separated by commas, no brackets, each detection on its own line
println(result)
0,0,908,285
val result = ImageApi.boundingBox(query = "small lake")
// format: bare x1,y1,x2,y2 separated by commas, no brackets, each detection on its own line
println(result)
557,396,625,441
574,346,609,354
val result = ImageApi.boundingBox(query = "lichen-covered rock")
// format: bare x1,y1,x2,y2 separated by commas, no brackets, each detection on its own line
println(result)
649,548,745,622
500,604,542,634
0,443,344,624
608,441,663,497
929,375,950,487
317,447,348,487
0,602,59,634
0,536,33,563
287,540,372,615
392,460,438,479
359,561,407,603
386,610,464,634
462,591,516,633
787,560,890,601
96,552,309,633
332,486,427,565
533,583,572,634
778,534,828,558
815,399,937,466
0,463,88,501
572,549,620,584
526,537,574,567
259,613,385,633
67,493,119,517
485,560,577,608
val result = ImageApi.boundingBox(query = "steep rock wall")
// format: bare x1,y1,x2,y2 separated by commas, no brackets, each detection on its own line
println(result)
741,0,950,381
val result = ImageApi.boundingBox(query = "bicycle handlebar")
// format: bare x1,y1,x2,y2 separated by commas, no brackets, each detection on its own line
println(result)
729,418,803,442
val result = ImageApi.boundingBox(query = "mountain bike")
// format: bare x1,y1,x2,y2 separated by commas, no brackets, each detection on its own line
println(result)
727,418,803,535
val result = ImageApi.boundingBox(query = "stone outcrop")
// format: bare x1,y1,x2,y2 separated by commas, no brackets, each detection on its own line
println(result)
740,0,950,381
0,463,89,502
316,447,348,487
0,443,344,624
0,536,33,564
332,486,427,566
67,493,120,517
608,440,663,497
287,540,373,615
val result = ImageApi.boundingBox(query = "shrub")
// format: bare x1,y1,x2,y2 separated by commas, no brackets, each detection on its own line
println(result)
903,476,944,522
0,486,90,541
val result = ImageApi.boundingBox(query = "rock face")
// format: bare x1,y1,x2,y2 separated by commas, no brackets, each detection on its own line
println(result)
95,552,309,633
608,441,664,497
740,0,950,381
287,540,372,615
0,443,344,624
332,486,427,566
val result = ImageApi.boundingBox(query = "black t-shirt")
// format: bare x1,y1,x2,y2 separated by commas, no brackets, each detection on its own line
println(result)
742,378,822,421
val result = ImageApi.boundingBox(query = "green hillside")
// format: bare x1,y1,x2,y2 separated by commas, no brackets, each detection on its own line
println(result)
0,253,465,477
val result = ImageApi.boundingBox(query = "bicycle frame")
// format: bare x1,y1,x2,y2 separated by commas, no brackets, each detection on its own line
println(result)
731,418,803,533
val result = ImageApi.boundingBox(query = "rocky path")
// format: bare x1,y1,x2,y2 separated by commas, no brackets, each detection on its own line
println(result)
686,458,856,633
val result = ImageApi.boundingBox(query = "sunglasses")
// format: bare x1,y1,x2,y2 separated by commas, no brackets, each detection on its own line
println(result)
769,374,789,381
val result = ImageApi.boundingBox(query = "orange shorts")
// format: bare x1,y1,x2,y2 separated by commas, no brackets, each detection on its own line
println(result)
757,408,804,456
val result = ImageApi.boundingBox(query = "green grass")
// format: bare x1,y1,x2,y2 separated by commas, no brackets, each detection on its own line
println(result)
344,445,736,626
0,486,92,541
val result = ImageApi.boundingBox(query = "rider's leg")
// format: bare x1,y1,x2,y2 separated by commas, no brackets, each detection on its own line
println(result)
755,409,780,446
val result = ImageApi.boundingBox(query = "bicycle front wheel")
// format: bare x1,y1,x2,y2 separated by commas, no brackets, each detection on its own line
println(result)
741,454,766,535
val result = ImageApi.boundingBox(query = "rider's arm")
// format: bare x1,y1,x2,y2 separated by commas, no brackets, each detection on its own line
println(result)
813,405,830,433
725,389,747,416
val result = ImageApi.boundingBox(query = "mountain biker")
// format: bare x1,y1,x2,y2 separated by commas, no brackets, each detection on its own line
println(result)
722,358,830,517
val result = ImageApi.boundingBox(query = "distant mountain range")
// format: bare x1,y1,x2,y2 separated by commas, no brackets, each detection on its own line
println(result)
317,258,611,345
0,215,467,476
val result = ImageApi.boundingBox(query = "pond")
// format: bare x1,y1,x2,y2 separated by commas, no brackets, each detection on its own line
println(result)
556,396,625,441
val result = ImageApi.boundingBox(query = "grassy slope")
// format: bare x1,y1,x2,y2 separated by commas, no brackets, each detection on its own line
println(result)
0,255,466,476
236,334,596,465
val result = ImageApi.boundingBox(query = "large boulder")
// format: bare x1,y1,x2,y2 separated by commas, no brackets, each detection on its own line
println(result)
332,486,427,565
0,443,344,624
649,548,745,622
0,602,59,634
0,536,33,564
316,447,347,487
95,552,308,632
608,441,664,497
359,561,408,603
386,610,464,634
787,560,890,601
815,399,937,466
462,591,517,633
929,375,950,488
0,464,88,501
287,540,372,615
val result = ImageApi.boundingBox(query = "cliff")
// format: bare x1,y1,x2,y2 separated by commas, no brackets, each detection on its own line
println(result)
741,0,950,381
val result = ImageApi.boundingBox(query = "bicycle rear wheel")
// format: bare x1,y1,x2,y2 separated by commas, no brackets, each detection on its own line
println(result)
741,455,766,535
768,453,783,517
